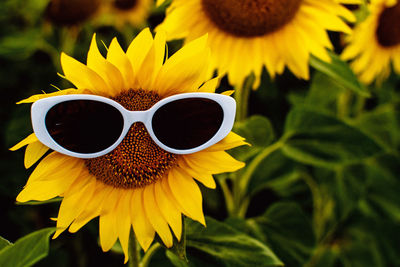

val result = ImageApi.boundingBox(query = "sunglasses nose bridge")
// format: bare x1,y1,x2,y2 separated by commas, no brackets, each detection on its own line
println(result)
126,110,150,126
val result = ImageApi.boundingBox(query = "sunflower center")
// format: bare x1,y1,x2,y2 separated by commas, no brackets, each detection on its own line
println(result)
376,1,400,47
113,0,138,10
45,0,100,26
201,0,303,37
85,89,177,189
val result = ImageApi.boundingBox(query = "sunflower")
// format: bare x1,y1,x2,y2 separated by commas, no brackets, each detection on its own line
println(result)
11,28,246,262
342,0,400,83
157,0,361,88
97,0,153,28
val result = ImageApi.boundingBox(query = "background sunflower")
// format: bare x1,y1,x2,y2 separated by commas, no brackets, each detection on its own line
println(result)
342,0,400,83
157,0,362,88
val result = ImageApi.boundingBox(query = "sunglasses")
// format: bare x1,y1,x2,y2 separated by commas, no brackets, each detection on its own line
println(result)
31,93,236,158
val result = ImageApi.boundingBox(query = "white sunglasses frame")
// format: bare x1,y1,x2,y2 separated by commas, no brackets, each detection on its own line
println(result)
31,92,236,158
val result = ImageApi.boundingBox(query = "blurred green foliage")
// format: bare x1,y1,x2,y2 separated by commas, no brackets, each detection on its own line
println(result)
1,0,400,266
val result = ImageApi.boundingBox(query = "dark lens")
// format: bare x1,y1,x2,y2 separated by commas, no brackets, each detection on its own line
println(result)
45,100,124,154
152,98,224,150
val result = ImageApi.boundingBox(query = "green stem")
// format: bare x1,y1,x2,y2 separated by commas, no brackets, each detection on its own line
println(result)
239,140,285,195
220,178,235,216
354,95,366,117
141,243,161,267
230,139,285,217
234,74,255,122
60,27,79,57
128,233,141,267
300,171,323,240
337,91,352,118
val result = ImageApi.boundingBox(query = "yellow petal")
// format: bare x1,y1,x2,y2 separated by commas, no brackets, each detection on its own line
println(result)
143,183,173,247
198,77,219,93
61,53,110,95
126,28,154,85
87,34,123,96
204,132,249,152
99,212,118,252
16,89,81,104
155,34,209,96
177,159,216,189
160,176,191,218
156,0,166,6
99,188,121,251
10,133,38,151
24,141,49,168
154,180,182,240
131,188,155,251
54,176,96,238
184,151,245,174
17,156,84,202
68,181,113,233
116,190,132,263
168,168,205,225
137,31,166,90
221,90,234,96
126,28,153,70
25,152,80,185
107,38,135,89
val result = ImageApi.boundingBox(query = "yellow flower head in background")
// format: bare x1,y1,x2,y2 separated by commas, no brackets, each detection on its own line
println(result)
342,0,400,84
157,0,361,88
97,0,153,28
11,28,246,262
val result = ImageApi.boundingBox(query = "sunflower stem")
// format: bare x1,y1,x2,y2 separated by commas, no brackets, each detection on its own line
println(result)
128,233,141,267
354,95,366,117
337,91,352,118
233,139,285,217
141,243,161,267
235,74,255,122
220,178,235,215
239,140,285,192
60,27,79,57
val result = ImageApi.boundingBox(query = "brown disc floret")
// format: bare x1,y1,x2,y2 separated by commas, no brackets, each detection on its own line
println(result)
376,1,400,47
201,0,303,37
85,89,177,189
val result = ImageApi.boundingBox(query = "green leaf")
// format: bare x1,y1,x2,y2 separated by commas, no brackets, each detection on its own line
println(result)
0,237,12,250
334,165,367,217
0,30,42,60
309,52,370,97
166,250,189,267
1,0,50,25
353,104,400,152
362,155,400,221
246,150,303,197
186,217,283,267
234,115,275,147
305,72,343,113
0,228,55,267
282,106,383,168
253,202,316,266
231,115,275,161
338,221,389,267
